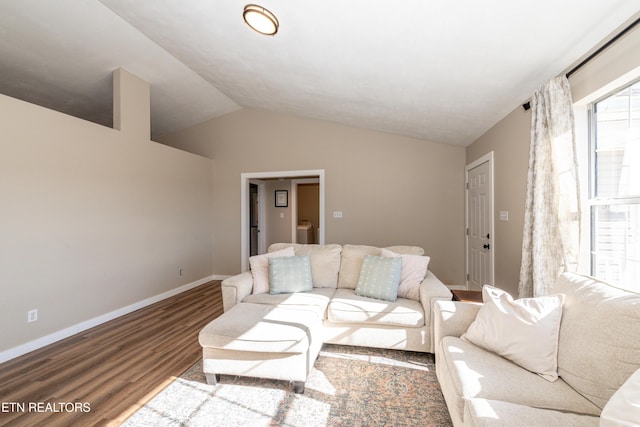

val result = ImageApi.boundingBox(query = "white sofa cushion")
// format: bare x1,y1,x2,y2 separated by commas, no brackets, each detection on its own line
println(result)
464,398,599,427
461,285,565,382
600,367,640,427
337,245,382,289
381,248,430,301
328,288,425,327
249,246,295,294
438,336,600,418
268,243,342,288
354,255,403,301
385,245,425,256
199,303,323,353
554,272,640,409
243,288,334,319
337,244,424,289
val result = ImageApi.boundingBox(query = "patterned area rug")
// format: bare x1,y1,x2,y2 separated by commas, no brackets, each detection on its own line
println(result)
123,344,452,426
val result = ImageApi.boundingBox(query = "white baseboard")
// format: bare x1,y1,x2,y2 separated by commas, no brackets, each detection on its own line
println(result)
0,275,226,365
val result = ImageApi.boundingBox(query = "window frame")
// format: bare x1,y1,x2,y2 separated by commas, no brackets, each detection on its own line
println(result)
587,77,640,289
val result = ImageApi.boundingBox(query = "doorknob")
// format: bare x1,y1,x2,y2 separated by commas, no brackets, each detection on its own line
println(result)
483,244,490,249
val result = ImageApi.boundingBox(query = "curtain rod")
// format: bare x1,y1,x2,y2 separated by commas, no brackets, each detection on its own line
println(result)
522,16,640,111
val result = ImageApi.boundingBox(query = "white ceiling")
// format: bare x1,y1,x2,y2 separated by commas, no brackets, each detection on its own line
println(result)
1,1,639,146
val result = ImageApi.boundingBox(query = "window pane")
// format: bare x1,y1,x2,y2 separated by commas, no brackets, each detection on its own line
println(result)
591,204,640,291
594,81,640,198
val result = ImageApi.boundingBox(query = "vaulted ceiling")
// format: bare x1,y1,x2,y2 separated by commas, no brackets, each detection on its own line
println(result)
1,1,639,146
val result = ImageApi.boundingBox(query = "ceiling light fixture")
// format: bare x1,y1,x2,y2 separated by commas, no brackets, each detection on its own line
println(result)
243,4,279,36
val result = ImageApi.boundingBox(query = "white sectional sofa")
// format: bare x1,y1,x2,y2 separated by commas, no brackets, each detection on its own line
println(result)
433,272,640,427
222,243,453,352
200,243,452,392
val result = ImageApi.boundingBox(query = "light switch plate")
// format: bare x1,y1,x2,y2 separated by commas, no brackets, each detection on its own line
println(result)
499,211,509,221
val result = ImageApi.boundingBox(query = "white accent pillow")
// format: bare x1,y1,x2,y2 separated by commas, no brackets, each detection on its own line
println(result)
461,285,565,382
600,367,640,427
249,247,295,294
381,248,430,300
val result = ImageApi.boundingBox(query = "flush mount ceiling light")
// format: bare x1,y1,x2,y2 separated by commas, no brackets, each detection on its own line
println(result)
243,4,279,35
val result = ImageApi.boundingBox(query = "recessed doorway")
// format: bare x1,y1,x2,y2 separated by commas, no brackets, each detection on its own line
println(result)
292,179,320,245
240,170,325,271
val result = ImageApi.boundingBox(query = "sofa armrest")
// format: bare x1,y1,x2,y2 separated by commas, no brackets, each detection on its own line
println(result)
433,300,482,351
221,272,254,312
419,271,453,352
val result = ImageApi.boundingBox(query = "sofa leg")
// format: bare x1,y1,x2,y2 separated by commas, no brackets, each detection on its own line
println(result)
205,373,220,385
293,381,305,394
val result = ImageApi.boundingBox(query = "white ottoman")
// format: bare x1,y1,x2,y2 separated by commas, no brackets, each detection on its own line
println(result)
198,302,323,393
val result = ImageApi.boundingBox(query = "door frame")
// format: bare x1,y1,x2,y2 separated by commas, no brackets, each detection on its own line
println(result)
240,169,325,271
465,152,495,290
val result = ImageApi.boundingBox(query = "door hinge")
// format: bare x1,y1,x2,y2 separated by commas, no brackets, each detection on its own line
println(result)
466,228,469,236
466,273,470,281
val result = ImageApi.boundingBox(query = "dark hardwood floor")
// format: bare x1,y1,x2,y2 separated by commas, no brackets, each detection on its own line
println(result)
0,281,223,426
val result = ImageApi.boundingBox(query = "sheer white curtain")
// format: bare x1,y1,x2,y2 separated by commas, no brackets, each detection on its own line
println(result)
518,76,581,298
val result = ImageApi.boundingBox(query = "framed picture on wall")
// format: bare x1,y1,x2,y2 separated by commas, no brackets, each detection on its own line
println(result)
275,190,288,207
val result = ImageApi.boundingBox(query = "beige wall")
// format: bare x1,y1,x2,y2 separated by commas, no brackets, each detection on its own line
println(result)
265,179,293,247
161,109,467,286
466,109,531,296
466,24,640,297
0,70,213,355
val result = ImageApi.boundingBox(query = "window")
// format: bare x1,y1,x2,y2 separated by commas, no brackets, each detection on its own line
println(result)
590,80,640,291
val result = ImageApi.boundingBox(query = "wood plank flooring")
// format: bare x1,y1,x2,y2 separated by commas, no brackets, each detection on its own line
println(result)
0,281,223,426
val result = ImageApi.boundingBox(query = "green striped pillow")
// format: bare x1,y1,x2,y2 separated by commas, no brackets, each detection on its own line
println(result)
355,255,403,301
268,255,313,294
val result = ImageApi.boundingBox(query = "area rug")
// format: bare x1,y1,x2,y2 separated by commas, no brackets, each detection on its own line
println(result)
123,344,452,426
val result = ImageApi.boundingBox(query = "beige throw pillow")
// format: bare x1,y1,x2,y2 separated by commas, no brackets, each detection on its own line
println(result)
461,285,565,382
381,248,430,301
249,247,295,294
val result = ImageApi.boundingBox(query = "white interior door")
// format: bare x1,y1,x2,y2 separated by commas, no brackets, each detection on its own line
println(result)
466,153,494,290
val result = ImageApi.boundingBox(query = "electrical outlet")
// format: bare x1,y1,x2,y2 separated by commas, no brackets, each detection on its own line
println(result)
27,309,38,323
